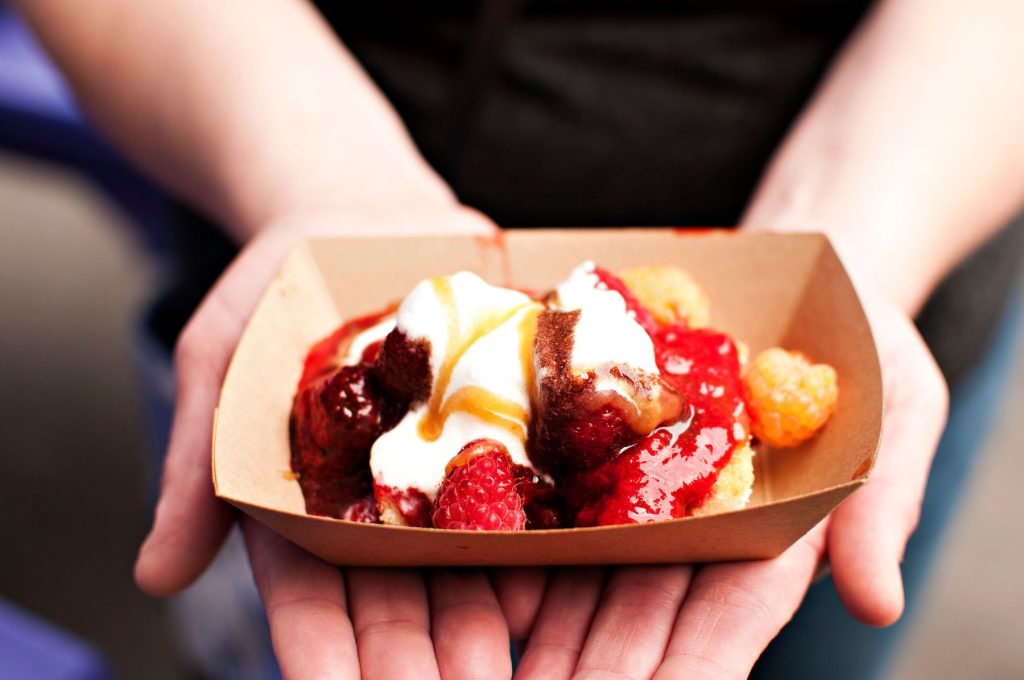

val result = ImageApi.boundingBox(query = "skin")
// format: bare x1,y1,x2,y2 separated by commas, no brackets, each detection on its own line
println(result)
17,0,1024,677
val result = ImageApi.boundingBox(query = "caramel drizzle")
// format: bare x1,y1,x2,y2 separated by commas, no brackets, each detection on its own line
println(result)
518,305,540,407
417,277,539,441
434,385,528,440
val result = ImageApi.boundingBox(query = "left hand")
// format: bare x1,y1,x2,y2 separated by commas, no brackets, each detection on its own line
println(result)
504,287,949,679
134,206,526,679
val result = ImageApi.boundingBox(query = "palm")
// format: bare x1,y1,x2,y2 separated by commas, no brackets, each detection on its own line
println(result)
244,520,515,679
134,209,518,679
135,209,946,679
505,292,948,678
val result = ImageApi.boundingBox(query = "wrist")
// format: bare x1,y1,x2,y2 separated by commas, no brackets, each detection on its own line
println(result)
224,166,460,244
251,201,497,246
740,163,937,317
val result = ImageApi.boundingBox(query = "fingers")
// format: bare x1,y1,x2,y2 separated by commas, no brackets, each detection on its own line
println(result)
134,231,300,596
346,569,439,680
514,568,605,680
829,315,948,626
654,523,827,680
242,518,360,680
133,375,235,595
572,565,691,680
134,215,494,596
428,570,513,680
133,306,242,595
491,568,548,639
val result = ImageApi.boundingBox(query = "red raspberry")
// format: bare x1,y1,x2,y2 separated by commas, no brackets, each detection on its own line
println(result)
290,363,403,519
564,405,634,470
310,364,398,454
432,439,527,531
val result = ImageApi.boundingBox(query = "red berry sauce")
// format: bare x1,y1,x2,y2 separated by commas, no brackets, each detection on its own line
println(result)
513,465,564,529
373,484,433,527
570,327,746,525
290,310,407,519
299,310,394,389
344,494,381,523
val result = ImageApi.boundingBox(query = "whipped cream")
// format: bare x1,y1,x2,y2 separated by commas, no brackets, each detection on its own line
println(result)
553,261,660,396
371,264,665,499
371,408,530,499
395,271,531,381
371,273,540,498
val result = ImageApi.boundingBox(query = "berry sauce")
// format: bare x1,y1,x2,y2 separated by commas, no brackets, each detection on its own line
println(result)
571,327,746,525
289,269,749,529
373,484,433,527
290,310,404,519
299,310,394,389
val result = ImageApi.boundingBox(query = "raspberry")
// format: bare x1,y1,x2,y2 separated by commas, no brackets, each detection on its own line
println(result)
619,265,711,329
310,364,399,454
290,363,403,518
564,405,634,470
432,439,527,531
743,348,838,448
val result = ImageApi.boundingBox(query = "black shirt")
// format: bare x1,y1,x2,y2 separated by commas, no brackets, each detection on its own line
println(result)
155,1,1023,390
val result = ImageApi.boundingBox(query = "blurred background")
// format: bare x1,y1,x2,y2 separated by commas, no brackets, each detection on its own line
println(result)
1,5,1022,679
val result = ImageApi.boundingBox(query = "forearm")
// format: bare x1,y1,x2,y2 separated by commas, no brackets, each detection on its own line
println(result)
743,0,1024,314
16,0,454,241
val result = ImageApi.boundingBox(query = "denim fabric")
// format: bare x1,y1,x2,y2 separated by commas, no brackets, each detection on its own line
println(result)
753,292,1023,679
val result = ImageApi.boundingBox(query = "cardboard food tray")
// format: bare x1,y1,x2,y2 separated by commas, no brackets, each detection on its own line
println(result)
213,229,882,566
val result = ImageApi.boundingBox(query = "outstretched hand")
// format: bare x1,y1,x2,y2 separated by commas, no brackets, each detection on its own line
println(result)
133,207,534,679
136,211,948,678
506,287,949,679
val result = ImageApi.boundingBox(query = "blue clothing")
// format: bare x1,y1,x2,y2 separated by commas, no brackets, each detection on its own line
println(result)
753,292,1023,679
0,599,112,680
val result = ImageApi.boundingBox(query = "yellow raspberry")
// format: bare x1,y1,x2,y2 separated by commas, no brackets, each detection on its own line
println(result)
619,265,711,328
743,348,838,448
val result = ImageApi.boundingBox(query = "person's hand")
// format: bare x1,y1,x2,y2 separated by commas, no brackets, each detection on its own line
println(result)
510,286,949,679
132,205,537,678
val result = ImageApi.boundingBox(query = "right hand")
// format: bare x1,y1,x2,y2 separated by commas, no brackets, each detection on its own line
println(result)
132,205,547,678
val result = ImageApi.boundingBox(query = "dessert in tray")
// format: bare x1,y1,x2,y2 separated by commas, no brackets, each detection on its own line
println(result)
289,261,839,531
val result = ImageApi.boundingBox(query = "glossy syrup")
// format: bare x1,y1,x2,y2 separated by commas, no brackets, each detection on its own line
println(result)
416,276,538,442
572,326,746,525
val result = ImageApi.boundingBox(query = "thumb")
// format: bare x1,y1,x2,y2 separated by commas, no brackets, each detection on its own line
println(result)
828,309,948,626
135,230,296,595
